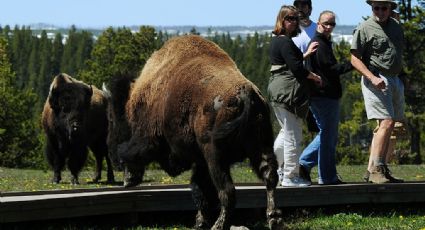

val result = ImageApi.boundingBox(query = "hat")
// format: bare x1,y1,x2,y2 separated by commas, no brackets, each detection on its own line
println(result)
293,0,312,7
366,0,397,10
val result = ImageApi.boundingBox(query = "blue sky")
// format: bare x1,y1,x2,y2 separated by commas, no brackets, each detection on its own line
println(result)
1,0,375,28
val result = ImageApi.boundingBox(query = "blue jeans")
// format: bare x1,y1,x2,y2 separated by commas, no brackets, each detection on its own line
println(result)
299,97,340,184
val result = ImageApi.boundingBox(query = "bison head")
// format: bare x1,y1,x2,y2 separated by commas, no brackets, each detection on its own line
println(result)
48,73,93,143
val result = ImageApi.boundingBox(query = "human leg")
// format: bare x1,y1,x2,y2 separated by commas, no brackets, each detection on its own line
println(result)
361,75,398,183
272,106,310,186
308,98,340,184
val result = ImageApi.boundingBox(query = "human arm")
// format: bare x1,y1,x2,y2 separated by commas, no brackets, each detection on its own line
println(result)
303,41,318,59
350,50,385,90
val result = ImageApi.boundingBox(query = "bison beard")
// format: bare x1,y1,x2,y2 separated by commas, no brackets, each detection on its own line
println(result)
106,35,282,229
42,73,114,185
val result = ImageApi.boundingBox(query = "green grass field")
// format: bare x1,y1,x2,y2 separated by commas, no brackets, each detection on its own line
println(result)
2,164,425,229
1,164,425,192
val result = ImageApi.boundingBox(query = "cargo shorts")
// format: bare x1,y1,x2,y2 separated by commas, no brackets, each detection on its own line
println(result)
361,74,405,121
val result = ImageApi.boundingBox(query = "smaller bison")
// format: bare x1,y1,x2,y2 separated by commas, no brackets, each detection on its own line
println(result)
42,73,114,184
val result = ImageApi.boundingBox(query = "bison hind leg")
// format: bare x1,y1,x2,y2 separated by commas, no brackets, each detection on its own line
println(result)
67,145,88,185
105,155,115,183
249,151,283,229
90,142,115,183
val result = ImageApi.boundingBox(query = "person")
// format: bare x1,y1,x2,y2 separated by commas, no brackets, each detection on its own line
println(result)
268,5,322,187
351,0,405,183
299,11,353,185
292,0,317,53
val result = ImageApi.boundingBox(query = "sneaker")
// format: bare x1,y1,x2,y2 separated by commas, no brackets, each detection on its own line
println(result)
319,175,346,185
281,176,311,187
277,168,284,183
383,165,404,183
368,165,390,184
299,164,311,183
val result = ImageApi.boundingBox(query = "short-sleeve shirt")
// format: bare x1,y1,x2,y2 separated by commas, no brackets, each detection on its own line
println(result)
292,22,317,53
351,17,404,75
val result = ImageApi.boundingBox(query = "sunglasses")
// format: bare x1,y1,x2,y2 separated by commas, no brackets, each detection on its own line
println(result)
373,6,389,11
285,16,299,22
320,22,336,27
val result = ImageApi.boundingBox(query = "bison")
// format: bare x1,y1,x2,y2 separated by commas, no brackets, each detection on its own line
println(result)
105,35,282,229
42,73,114,184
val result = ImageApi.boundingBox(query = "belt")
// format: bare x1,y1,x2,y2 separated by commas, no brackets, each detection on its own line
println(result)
270,64,288,74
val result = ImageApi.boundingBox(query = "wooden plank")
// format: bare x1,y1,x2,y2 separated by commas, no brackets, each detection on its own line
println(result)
1,183,425,223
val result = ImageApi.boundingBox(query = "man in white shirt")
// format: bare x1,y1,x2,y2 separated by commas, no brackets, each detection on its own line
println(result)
292,0,317,53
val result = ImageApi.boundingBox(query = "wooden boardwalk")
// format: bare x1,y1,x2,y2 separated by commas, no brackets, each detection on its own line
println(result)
1,182,425,223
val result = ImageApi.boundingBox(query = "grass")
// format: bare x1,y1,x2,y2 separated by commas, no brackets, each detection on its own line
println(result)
1,164,425,192
2,164,425,229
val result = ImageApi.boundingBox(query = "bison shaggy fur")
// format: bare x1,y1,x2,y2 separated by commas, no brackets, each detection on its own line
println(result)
42,73,114,184
107,35,282,229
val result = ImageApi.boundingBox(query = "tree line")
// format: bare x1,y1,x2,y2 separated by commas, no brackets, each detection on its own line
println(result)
0,1,423,169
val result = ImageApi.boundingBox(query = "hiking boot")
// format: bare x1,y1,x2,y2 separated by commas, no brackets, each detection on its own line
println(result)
299,164,311,183
383,165,404,183
363,170,370,182
368,165,390,184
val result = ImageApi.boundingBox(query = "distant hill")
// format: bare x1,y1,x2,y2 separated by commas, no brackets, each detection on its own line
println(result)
9,23,356,43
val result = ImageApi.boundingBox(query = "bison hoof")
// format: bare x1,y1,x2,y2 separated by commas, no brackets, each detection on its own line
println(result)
107,173,115,183
71,178,80,185
268,208,283,230
269,219,284,230
92,176,101,183
230,226,250,230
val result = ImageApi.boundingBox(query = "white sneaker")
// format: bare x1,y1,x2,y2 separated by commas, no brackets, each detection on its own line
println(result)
277,168,284,182
281,176,311,187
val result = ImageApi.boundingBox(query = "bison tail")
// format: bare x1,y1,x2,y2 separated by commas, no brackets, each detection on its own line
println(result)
212,86,275,161
212,86,253,147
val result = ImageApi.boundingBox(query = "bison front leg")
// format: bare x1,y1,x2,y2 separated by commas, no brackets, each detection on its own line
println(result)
250,152,283,229
191,162,219,229
45,138,65,184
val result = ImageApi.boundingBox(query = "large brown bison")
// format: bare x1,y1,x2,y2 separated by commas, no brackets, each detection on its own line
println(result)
42,73,114,184
105,35,282,229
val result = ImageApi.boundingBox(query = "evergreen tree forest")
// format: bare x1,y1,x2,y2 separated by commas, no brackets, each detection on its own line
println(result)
0,1,424,169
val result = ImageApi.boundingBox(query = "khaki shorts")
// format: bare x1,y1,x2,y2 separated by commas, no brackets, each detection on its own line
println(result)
361,74,405,120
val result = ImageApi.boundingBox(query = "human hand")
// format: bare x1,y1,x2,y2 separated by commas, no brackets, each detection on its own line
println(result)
307,72,322,87
306,41,319,56
371,76,386,90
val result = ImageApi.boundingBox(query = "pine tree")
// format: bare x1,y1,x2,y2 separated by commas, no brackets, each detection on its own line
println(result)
0,37,43,168
51,33,64,76
80,26,157,87
61,25,78,76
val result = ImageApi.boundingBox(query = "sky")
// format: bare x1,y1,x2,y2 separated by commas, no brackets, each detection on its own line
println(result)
0,0,375,28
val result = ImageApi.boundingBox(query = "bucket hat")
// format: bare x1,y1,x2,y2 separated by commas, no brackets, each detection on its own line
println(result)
366,0,397,10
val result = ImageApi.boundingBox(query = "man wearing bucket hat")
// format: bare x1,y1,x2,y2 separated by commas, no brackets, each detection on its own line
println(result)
351,0,405,183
